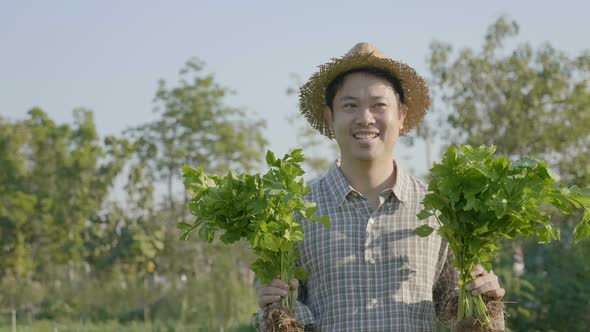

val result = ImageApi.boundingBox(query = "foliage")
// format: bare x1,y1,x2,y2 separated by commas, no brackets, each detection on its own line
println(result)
416,145,590,326
126,57,267,216
0,108,131,322
426,15,590,329
180,149,330,308
428,15,590,186
0,56,266,328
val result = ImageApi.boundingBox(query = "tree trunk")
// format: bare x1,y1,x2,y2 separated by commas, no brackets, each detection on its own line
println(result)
144,277,152,332
11,307,16,332
28,306,33,328
167,169,175,213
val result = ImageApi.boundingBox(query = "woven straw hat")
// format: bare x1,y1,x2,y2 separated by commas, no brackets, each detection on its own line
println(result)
299,42,431,139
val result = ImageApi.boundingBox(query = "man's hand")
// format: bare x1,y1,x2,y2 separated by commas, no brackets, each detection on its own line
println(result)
257,278,299,308
465,265,505,300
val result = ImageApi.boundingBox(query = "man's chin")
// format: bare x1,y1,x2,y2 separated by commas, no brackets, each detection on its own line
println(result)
350,152,380,162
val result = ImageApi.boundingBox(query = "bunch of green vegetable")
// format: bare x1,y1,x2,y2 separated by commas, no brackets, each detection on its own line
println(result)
179,149,330,309
416,145,590,327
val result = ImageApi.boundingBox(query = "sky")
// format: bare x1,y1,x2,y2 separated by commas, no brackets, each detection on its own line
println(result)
2,0,589,177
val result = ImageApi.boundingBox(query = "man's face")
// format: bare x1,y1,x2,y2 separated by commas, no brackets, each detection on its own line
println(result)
325,72,406,164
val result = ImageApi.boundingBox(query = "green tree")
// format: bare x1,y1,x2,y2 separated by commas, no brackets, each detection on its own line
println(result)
427,15,590,331
126,57,267,215
123,58,268,328
428,15,590,185
0,109,131,327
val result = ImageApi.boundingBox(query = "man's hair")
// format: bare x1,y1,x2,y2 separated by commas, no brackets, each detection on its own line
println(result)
325,67,406,112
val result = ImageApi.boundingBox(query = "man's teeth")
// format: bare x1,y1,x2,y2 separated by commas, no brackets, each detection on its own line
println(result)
354,133,378,139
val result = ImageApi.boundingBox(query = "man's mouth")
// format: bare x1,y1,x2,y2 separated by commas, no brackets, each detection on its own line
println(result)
352,131,380,143
353,133,379,139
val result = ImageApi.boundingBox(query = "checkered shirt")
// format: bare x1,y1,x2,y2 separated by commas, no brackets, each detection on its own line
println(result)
288,161,460,331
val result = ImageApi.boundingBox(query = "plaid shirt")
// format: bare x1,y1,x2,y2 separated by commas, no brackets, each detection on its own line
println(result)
289,161,459,331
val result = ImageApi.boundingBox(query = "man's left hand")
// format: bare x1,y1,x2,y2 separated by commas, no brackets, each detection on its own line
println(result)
465,265,505,300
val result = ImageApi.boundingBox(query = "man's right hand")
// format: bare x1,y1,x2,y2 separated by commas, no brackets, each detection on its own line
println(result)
256,278,299,308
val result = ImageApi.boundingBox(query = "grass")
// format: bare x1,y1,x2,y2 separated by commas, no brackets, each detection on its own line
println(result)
0,320,257,332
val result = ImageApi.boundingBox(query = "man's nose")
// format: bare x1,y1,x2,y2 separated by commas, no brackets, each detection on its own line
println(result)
356,106,375,125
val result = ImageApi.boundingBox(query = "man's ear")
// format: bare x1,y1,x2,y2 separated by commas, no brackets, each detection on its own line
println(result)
398,108,407,131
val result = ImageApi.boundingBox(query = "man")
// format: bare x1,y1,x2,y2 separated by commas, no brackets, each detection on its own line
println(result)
257,42,505,331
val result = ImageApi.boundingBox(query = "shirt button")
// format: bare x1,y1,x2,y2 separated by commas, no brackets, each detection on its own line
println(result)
371,298,378,305
369,258,376,264
368,218,375,224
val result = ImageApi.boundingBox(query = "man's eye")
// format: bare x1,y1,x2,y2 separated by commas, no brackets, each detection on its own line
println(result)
343,103,356,109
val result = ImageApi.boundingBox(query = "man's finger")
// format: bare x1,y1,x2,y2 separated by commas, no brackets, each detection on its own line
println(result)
271,278,289,290
486,288,505,300
469,265,486,277
470,281,498,295
290,278,299,289
257,295,282,308
466,273,498,290
258,285,289,297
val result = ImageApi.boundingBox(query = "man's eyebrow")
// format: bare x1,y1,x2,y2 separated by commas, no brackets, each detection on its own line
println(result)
338,95,389,101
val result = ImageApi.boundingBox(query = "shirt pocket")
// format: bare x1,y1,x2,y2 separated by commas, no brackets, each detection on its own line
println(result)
386,230,437,304
301,222,361,285
386,230,439,326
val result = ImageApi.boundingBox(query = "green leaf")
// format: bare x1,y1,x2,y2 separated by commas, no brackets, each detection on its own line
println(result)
417,209,433,220
415,224,435,237
573,221,590,242
265,150,276,166
293,266,308,280
289,149,304,162
251,259,278,285
488,198,508,218
546,167,561,182
198,225,215,242
220,230,242,244
423,193,450,211
177,222,193,230
180,231,191,241
536,226,551,244
315,215,331,228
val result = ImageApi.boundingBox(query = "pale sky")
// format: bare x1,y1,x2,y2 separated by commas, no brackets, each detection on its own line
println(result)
2,0,589,177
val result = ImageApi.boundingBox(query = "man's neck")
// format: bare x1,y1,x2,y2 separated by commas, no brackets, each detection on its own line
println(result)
339,156,397,205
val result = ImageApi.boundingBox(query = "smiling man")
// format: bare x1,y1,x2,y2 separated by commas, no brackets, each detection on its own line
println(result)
256,42,505,331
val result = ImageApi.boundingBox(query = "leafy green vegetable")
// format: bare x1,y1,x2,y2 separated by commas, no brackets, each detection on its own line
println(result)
180,149,330,309
416,145,590,327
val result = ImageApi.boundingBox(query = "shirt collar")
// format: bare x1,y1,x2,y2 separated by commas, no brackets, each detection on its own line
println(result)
324,160,412,206
324,161,357,206
391,161,411,204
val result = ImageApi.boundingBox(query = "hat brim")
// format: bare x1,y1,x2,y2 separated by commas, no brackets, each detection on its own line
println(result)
299,52,431,139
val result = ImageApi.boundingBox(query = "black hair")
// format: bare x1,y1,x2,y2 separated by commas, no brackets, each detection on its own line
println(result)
325,67,405,112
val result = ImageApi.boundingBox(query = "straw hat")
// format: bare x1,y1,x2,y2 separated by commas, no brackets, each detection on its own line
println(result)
299,42,431,139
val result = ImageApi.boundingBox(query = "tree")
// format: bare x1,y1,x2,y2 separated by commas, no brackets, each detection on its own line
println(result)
0,108,131,327
126,58,267,216
426,15,590,330
123,57,268,328
428,15,590,185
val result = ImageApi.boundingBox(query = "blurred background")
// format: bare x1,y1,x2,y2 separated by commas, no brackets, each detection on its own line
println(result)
1,1,589,331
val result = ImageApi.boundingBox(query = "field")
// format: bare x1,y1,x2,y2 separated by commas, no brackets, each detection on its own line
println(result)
0,320,256,332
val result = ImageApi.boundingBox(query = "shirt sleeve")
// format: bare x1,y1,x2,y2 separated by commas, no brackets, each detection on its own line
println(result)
432,240,459,329
293,278,315,326
432,240,506,330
